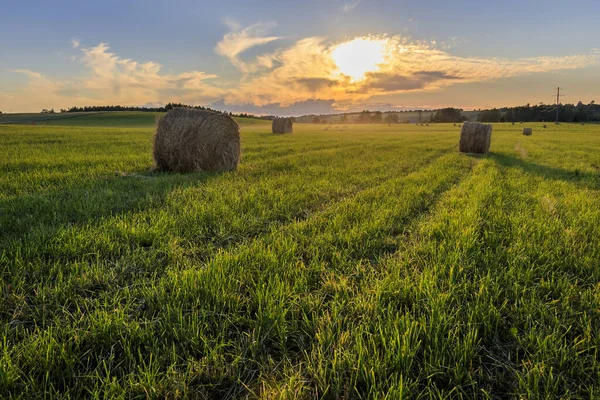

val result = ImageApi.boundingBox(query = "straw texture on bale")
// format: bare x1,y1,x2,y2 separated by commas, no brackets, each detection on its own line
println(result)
523,128,533,136
153,108,240,172
459,121,492,154
272,117,293,134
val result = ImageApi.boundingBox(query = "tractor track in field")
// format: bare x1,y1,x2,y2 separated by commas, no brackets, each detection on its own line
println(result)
1,145,457,266
242,135,455,165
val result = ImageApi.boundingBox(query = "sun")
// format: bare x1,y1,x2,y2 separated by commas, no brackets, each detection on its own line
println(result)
331,38,387,81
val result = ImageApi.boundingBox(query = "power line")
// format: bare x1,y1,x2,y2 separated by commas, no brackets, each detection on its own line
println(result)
555,87,564,123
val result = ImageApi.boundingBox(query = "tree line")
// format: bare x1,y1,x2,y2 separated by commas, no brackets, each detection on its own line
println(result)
311,111,412,124
476,102,599,123
19,101,599,124
428,102,600,123
62,103,272,120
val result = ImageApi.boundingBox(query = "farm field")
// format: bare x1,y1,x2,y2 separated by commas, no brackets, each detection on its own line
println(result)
1,118,600,398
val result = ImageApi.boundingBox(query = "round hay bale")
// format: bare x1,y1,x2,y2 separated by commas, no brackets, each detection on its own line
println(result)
543,125,547,129
272,117,293,134
459,121,492,154
523,128,533,136
153,108,240,172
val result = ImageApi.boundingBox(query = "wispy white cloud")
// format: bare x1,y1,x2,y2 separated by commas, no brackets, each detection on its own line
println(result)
71,38,80,49
215,21,282,73
343,1,361,12
11,69,45,80
3,43,223,112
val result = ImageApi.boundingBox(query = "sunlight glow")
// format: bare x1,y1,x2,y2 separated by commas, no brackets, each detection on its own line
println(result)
331,38,387,81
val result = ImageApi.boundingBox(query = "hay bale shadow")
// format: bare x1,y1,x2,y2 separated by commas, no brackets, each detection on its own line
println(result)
489,153,599,190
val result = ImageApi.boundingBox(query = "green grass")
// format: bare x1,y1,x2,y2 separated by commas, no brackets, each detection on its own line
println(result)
0,111,269,128
0,112,102,125
1,119,600,398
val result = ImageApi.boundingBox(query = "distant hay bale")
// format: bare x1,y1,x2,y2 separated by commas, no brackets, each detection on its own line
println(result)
543,125,547,128
459,121,492,154
153,108,240,172
272,117,293,134
453,123,457,127
523,128,533,136
426,123,429,126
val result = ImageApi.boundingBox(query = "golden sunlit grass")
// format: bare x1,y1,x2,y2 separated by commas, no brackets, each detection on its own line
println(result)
331,37,388,81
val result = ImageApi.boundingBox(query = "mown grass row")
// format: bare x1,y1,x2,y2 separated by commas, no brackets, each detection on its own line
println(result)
1,122,599,398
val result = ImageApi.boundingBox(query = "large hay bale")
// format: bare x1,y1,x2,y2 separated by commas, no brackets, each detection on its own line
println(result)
459,121,492,154
272,117,293,134
153,108,240,172
523,128,533,136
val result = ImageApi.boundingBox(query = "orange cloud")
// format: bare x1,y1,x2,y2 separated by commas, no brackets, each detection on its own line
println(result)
220,33,600,106
3,30,599,113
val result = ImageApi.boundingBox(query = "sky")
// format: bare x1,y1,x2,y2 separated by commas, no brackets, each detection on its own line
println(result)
1,0,600,115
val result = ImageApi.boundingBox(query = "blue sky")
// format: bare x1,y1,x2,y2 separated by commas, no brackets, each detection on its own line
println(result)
2,0,599,114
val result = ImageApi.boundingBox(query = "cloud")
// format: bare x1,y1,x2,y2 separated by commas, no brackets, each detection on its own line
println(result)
3,44,223,112
359,71,460,93
215,21,282,73
10,69,45,80
77,43,221,99
71,38,80,48
5,32,600,113
221,35,600,107
222,37,341,106
343,1,361,12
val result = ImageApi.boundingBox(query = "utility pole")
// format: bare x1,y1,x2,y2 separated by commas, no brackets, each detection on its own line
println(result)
556,87,559,123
